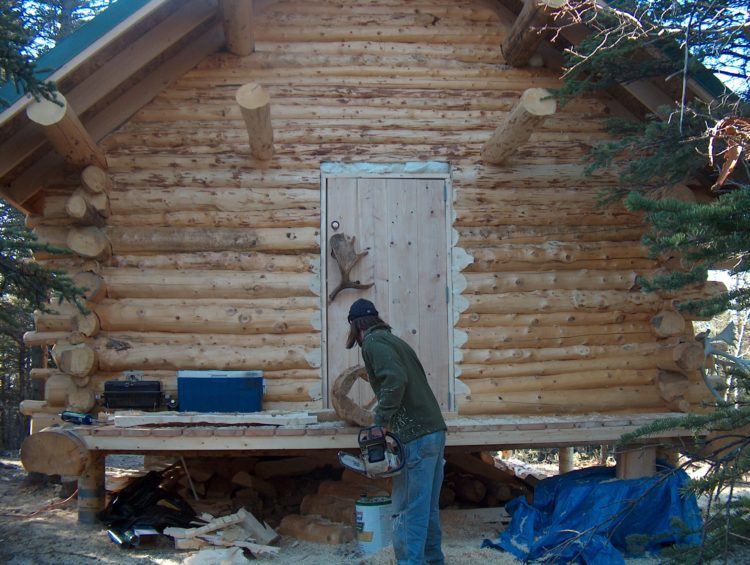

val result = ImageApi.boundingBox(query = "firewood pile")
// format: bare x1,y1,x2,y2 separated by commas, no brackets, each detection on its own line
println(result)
103,451,534,556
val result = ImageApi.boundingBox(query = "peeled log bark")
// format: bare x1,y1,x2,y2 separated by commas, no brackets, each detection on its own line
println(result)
458,311,648,328
25,92,107,168
236,83,273,159
94,299,316,334
482,88,556,165
466,242,650,272
465,270,637,293
463,322,653,348
67,226,111,259
465,290,663,315
101,269,315,300
220,0,255,55
21,427,90,476
650,310,686,338
458,386,665,415
107,226,317,254
81,165,112,194
462,369,656,394
95,341,313,372
502,0,566,67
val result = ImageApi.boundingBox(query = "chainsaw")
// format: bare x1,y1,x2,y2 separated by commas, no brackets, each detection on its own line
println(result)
338,425,405,479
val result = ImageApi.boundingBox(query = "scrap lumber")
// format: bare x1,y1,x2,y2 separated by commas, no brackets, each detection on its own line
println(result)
113,410,317,427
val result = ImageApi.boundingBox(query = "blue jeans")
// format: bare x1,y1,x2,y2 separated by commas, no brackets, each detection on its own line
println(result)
391,430,446,565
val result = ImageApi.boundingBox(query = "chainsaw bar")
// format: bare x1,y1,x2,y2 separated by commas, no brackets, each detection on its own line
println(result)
338,451,369,476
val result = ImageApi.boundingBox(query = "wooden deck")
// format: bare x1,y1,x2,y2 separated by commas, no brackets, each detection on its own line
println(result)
70,412,695,454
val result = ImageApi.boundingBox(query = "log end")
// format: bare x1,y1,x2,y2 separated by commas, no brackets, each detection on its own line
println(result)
236,82,270,110
20,426,89,476
26,93,67,126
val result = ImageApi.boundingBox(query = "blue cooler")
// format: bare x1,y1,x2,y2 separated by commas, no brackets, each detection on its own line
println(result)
177,370,263,412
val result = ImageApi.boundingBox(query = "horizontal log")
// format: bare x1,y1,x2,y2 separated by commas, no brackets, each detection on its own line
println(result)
460,341,668,365
24,330,79,346
464,242,650,272
19,399,59,416
107,209,318,229
108,187,318,214
95,299,317,334
457,311,650,328
461,369,656,394
106,226,319,254
101,269,317,299
464,271,637,293
462,324,654,349
94,334,320,372
34,303,100,336
109,251,316,272
94,340,317,372
456,226,645,246
459,342,696,378
93,331,318,348
457,386,666,415
465,290,664,315
460,352,671,381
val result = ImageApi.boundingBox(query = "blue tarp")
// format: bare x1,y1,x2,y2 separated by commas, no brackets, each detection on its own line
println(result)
482,464,702,564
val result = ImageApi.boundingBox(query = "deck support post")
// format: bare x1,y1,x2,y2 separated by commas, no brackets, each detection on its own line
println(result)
78,452,105,524
558,446,574,474
615,444,657,479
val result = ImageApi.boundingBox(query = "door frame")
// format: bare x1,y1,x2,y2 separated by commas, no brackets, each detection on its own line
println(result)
319,161,456,411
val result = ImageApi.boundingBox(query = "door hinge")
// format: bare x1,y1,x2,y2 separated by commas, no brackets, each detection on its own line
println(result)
443,183,447,202
445,285,449,304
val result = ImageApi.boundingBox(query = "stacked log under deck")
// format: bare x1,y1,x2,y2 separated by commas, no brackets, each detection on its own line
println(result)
22,0,716,431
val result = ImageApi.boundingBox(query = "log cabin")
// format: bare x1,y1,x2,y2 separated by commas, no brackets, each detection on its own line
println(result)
0,0,724,522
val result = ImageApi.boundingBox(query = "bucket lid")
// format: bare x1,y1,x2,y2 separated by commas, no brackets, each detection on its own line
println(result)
356,495,392,506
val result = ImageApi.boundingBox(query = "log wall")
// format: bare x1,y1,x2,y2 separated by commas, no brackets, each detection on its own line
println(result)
29,0,715,417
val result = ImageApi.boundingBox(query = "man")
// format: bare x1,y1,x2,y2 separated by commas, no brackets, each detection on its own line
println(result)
346,298,447,565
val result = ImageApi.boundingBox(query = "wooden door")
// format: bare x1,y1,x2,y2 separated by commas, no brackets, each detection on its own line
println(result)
324,177,450,410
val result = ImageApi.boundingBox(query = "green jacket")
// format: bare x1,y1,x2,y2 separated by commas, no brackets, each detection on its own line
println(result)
360,324,446,444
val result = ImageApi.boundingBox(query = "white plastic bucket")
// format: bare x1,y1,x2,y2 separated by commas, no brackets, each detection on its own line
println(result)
355,495,393,554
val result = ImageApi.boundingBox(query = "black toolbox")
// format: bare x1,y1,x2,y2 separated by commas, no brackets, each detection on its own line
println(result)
103,372,162,409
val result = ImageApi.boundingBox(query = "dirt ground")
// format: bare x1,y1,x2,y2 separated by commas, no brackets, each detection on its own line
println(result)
0,453,519,565
0,452,736,565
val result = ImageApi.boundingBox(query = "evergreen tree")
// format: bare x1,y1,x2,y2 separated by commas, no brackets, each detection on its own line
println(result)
0,0,57,107
551,1,750,560
0,1,109,448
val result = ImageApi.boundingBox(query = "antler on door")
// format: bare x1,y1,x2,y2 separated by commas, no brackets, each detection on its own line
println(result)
328,233,374,302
